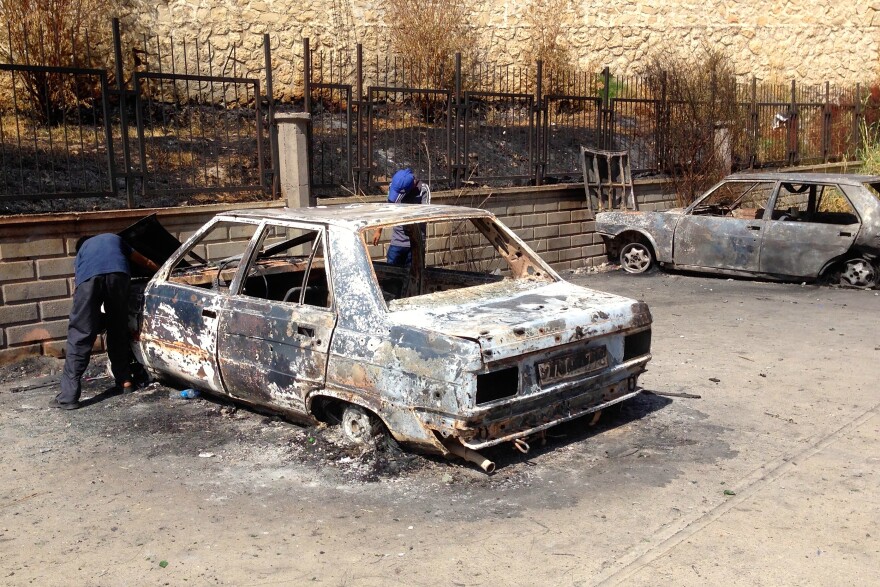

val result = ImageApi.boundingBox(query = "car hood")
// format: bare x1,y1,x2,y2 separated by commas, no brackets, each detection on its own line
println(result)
118,214,184,278
388,280,651,362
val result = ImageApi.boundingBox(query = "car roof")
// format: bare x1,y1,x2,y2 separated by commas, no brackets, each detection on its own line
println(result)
219,203,495,230
725,171,880,185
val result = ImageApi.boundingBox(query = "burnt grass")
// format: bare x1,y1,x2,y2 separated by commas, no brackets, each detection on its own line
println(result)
2,103,657,214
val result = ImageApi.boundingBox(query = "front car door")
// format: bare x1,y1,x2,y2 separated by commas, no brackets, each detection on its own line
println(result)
672,180,777,272
216,222,337,414
760,182,860,278
139,218,260,392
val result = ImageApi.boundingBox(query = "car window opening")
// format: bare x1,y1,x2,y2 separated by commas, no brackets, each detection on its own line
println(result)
241,225,331,309
691,181,776,219
367,216,553,307
773,183,858,225
167,220,260,290
166,221,331,309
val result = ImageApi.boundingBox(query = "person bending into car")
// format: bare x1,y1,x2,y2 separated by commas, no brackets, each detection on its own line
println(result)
52,234,159,410
371,168,430,266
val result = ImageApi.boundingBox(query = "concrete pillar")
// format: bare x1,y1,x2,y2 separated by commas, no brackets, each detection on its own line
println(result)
714,122,733,174
275,113,312,208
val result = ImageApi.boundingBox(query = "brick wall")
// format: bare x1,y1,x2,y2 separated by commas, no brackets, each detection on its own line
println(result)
0,181,676,365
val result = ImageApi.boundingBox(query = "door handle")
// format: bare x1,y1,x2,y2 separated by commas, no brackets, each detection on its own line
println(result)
839,231,852,237
748,225,761,231
297,325,315,338
202,309,217,318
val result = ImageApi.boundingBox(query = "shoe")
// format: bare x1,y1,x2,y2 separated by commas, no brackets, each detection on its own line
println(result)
49,398,80,410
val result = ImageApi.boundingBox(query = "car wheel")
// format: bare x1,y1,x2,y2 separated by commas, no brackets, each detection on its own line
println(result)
341,404,382,444
619,242,654,274
839,258,877,288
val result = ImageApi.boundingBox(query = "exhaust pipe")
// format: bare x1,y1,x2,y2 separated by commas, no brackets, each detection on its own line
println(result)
444,440,495,474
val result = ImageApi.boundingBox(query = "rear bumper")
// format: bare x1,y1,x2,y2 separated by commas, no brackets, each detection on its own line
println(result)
424,355,650,450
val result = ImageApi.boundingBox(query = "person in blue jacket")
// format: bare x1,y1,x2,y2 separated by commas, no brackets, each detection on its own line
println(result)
51,234,158,410
371,168,431,266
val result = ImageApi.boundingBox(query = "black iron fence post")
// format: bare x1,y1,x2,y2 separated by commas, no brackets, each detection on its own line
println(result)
453,52,462,189
787,79,799,165
600,66,612,150
822,81,831,163
112,18,135,208
354,43,364,193
302,38,314,193
656,70,668,171
854,83,863,152
264,33,278,196
709,69,718,164
749,76,758,168
534,59,543,186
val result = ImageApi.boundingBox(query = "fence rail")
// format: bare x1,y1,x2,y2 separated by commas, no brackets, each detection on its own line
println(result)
305,43,869,196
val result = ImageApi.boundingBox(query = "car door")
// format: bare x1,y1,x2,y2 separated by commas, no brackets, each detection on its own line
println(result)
139,218,260,392
672,180,776,272
760,182,860,277
216,222,337,413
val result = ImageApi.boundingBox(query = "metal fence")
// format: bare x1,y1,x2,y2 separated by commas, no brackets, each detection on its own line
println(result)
0,21,871,210
0,19,274,213
305,42,869,196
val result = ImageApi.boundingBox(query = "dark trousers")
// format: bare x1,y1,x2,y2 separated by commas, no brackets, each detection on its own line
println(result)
58,273,131,403
386,245,412,267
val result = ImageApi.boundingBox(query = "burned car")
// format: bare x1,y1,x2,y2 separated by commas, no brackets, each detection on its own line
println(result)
128,204,652,471
596,172,880,287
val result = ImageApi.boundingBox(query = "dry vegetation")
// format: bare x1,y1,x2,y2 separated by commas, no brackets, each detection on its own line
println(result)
644,46,747,206
0,0,116,123
524,0,575,94
384,0,475,89
859,84,880,175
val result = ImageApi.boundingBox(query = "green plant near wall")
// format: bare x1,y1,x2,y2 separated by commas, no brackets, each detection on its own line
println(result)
601,74,623,100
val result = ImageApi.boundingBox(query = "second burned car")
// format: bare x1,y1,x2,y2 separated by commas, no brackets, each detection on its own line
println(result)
596,172,880,287
128,204,652,470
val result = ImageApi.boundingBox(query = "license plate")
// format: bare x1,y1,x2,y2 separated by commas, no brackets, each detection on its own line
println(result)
537,346,608,386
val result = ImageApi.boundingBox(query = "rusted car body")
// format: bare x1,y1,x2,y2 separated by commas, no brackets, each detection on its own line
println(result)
596,172,880,287
129,204,652,468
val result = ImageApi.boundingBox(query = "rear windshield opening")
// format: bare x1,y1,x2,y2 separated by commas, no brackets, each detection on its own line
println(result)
366,216,554,306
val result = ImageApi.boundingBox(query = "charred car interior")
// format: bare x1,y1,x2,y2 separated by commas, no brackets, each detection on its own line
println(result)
127,204,653,472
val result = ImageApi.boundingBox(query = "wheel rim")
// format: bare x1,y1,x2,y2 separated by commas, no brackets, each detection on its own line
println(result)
840,258,877,287
341,405,376,444
621,243,651,274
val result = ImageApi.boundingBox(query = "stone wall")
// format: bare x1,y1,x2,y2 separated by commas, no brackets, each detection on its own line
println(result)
115,0,880,89
0,180,676,365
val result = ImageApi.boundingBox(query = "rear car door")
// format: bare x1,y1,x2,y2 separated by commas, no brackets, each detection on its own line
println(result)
760,182,860,277
216,222,337,412
672,180,776,272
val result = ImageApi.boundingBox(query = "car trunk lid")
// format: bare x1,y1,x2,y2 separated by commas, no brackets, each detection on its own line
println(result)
388,280,650,362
